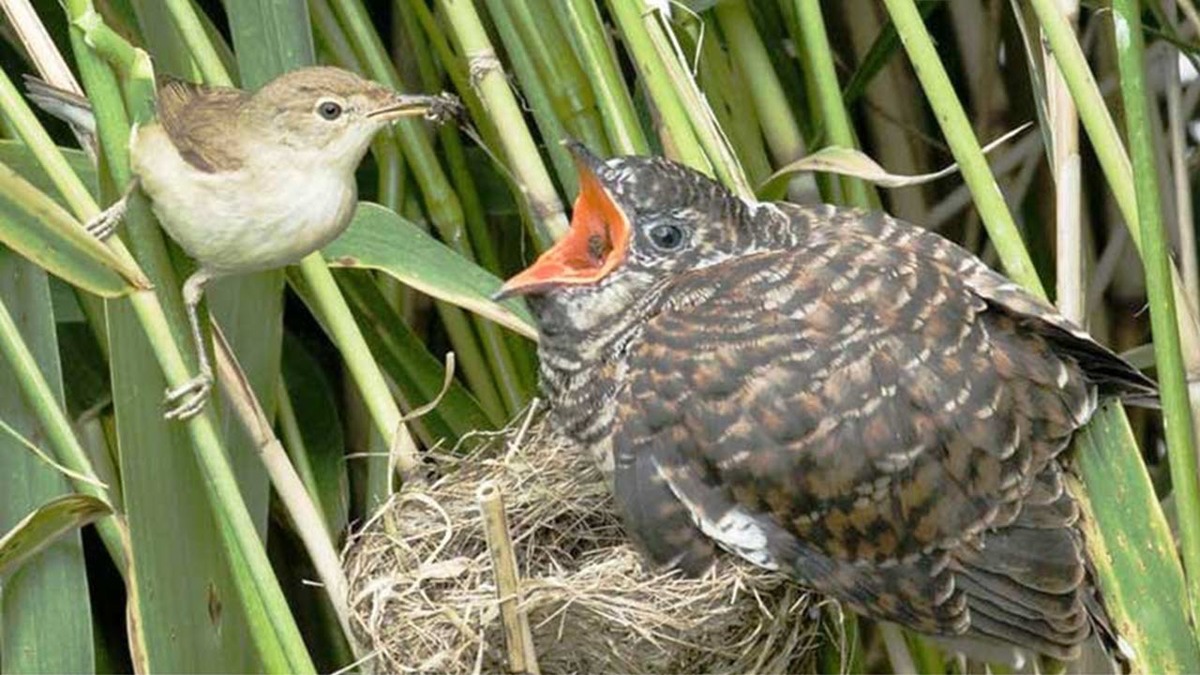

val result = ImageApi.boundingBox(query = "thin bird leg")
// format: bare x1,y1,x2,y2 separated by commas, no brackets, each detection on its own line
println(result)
85,178,139,240
164,269,214,420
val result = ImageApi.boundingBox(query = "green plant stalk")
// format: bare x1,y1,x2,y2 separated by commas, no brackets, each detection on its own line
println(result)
392,4,542,395
882,0,1043,295
1111,0,1200,624
1031,0,1200,309
560,0,649,155
693,18,775,190
777,1,840,204
401,0,498,150
606,0,712,174
328,0,511,255
329,0,522,418
297,256,420,478
840,1,939,106
276,379,333,535
715,0,805,191
1030,0,1200,439
432,302,510,424
338,272,494,437
374,132,406,214
1028,2,1140,232
0,295,128,575
483,0,580,198
161,0,233,85
792,0,873,208
507,0,609,154
61,5,314,670
437,0,569,248
392,3,500,275
637,5,753,197
309,0,363,68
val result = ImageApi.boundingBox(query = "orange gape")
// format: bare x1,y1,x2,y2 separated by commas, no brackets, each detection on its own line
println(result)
498,162,630,296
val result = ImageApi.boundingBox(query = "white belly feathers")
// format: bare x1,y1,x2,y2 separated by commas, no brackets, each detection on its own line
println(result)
131,123,358,274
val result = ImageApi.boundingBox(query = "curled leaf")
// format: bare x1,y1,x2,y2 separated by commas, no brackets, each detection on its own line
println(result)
757,123,1032,201
0,494,112,578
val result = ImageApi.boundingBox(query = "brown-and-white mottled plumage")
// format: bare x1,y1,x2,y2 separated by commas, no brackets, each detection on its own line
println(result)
498,145,1155,661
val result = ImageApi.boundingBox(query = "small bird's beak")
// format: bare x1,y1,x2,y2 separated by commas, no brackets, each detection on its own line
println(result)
366,92,456,121
494,142,630,301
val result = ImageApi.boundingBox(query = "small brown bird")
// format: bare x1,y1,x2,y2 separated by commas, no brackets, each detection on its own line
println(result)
497,144,1155,662
28,67,457,419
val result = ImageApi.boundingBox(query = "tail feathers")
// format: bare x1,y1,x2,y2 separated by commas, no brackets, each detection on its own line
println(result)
1031,320,1159,405
948,464,1122,663
968,600,1087,660
22,75,97,134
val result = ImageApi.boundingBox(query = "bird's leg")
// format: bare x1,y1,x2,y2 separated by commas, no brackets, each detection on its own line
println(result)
84,178,139,241
164,269,214,421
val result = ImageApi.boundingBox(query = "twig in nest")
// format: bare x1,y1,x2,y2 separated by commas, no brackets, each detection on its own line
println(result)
478,481,540,674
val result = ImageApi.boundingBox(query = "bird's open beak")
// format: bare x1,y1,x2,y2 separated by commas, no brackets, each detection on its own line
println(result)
366,92,454,121
494,143,631,300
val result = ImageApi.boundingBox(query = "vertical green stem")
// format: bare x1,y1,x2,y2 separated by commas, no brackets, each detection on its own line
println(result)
560,0,649,155
437,0,569,247
0,296,128,576
507,0,610,154
1111,0,1200,623
882,0,1043,296
480,0,579,196
161,0,233,85
606,0,712,174
792,0,873,208
330,0,522,419
62,5,314,669
639,8,753,197
715,1,805,170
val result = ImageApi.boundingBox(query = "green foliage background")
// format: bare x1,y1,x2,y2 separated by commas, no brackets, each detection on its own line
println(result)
0,0,1197,672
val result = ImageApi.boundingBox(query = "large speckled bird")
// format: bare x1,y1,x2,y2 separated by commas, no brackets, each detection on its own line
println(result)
496,144,1156,661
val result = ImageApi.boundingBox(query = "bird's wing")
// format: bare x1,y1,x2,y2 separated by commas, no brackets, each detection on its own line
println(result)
154,74,249,173
613,237,1098,654
782,203,1158,403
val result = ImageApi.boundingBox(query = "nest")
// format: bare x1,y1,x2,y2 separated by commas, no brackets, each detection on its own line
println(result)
344,414,831,673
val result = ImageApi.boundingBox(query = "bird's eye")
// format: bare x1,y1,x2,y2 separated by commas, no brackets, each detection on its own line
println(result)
648,223,686,251
317,100,343,121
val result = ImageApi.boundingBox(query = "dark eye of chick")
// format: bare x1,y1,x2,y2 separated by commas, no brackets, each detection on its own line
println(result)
317,100,343,121
648,223,685,251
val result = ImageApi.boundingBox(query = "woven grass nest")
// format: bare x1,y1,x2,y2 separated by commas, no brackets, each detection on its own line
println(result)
343,412,832,673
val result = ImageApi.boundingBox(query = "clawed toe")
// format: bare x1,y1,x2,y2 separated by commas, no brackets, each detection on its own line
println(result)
84,183,134,241
84,212,119,239
84,204,126,241
164,373,212,420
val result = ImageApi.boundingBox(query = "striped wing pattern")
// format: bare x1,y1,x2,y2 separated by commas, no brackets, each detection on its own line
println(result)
611,210,1134,657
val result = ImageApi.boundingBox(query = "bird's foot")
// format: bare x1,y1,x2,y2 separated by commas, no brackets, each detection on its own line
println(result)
84,196,129,240
163,371,212,421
